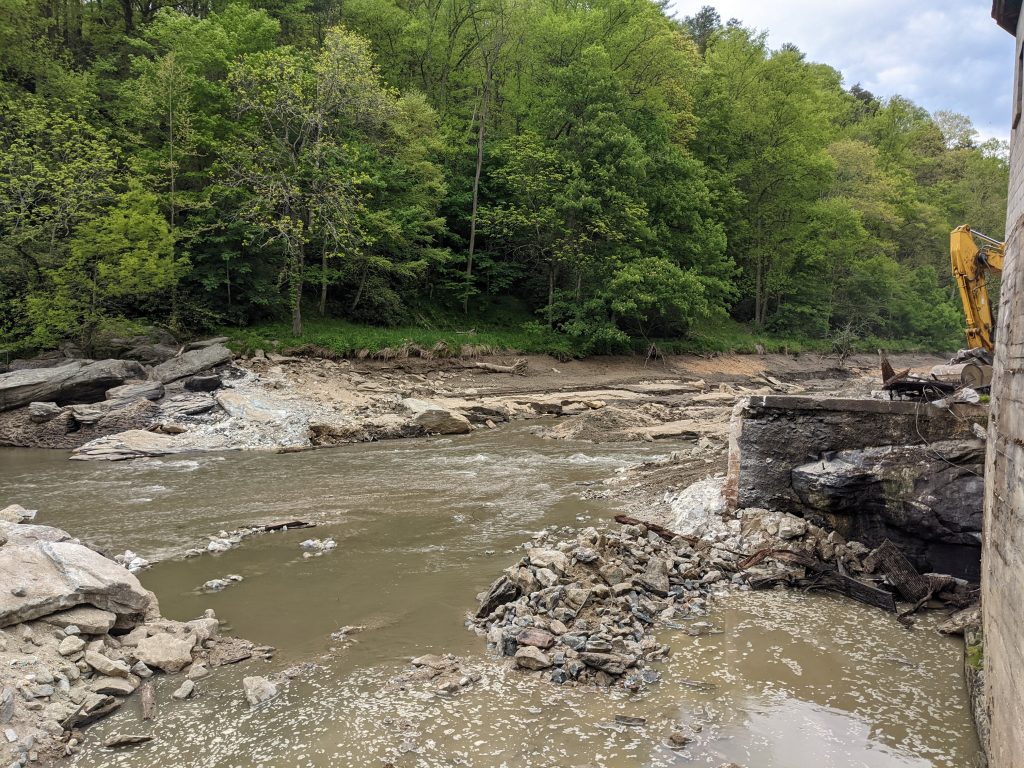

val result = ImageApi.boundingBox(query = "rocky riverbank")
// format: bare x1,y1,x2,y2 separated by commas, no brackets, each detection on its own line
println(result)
0,508,268,765
0,334,948,461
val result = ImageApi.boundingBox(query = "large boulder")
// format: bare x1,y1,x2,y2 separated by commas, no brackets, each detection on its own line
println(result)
402,399,472,435
0,359,146,411
151,344,232,384
134,632,196,673
71,429,224,461
0,526,156,628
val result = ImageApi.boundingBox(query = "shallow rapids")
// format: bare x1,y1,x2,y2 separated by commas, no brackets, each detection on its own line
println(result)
0,424,979,767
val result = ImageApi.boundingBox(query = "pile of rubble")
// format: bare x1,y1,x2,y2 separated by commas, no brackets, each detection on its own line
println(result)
0,514,265,764
469,502,980,689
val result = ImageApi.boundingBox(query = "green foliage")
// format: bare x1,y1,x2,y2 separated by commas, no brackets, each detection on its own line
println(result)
0,0,1009,355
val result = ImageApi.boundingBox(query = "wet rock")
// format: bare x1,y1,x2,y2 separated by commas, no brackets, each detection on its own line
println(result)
242,676,279,708
152,345,232,384
475,576,520,619
937,604,981,636
187,663,210,681
615,715,646,726
580,652,629,675
668,729,693,748
134,633,195,673
171,680,195,700
103,733,153,748
402,399,472,435
0,359,146,411
514,646,552,670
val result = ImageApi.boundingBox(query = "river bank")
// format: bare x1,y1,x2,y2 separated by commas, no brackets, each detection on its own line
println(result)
0,349,984,766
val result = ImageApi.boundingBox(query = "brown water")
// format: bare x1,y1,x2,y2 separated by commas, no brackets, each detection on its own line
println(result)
0,426,979,767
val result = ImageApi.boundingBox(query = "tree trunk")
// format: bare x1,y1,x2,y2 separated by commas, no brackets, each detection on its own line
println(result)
351,264,368,311
754,256,763,328
547,263,558,327
291,243,304,337
319,247,327,315
465,76,489,315
121,0,133,32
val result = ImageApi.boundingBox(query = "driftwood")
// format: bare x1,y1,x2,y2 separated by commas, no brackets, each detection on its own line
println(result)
471,358,528,376
747,549,897,612
260,519,314,532
863,540,931,602
140,682,156,721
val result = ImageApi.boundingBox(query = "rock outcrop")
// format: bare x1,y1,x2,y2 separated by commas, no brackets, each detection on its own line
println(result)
402,398,472,435
0,359,146,411
151,345,232,384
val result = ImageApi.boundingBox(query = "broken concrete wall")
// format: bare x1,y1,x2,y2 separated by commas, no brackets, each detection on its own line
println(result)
726,395,988,579
983,6,1024,763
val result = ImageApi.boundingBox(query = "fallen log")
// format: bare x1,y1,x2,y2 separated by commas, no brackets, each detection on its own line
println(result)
755,550,897,612
471,358,528,376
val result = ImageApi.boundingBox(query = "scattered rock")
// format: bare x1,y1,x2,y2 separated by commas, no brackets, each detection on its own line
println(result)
171,680,195,700
242,676,279,708
103,733,153,748
0,359,146,411
514,646,552,670
134,633,196,674
152,345,233,384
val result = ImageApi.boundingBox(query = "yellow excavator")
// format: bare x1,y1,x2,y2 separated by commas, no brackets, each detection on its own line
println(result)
947,224,1004,388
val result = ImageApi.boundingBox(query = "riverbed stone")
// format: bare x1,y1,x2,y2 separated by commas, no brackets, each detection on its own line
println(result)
104,381,165,403
89,677,136,696
0,505,35,524
402,399,472,435
171,680,195,700
134,633,196,674
580,652,629,675
27,402,62,423
84,651,130,678
527,549,569,575
634,557,670,597
57,636,86,656
242,676,278,708
514,646,551,670
0,533,156,629
42,606,117,635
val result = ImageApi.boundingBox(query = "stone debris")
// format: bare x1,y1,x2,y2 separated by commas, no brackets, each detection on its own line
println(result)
242,676,279,708
113,549,151,573
299,538,337,557
0,513,262,765
201,575,243,592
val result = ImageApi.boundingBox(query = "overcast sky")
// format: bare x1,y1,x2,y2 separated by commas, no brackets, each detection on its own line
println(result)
670,1,1017,141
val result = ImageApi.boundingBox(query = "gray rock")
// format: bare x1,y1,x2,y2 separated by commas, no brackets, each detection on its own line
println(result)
516,628,555,649
527,549,569,575
186,337,230,351
105,381,165,403
475,576,520,619
0,688,13,724
184,375,222,392
159,393,217,418
134,633,195,673
242,676,279,708
27,402,62,423
123,343,178,364
0,505,35,524
514,646,552,670
103,733,153,748
634,557,670,597
0,532,156,628
580,652,629,675
151,345,232,384
57,636,86,656
171,680,195,700
777,515,807,540
0,359,146,411
42,605,117,634
84,651,130,678
402,399,472,435
89,677,136,696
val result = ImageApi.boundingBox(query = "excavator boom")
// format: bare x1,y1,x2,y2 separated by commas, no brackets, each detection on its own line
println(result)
950,224,1003,353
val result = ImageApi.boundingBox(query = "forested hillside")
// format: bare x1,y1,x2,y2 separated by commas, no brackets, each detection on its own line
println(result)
0,1,1010,356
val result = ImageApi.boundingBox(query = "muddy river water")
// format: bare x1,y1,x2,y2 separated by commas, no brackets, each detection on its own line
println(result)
0,425,979,767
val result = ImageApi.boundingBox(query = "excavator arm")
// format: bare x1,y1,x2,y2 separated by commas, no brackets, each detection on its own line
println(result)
950,224,1004,353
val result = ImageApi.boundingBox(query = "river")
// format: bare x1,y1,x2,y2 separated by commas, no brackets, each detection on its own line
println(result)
0,424,979,767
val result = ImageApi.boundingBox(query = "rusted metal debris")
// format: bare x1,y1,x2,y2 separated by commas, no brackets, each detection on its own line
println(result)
879,351,958,401
864,540,932,602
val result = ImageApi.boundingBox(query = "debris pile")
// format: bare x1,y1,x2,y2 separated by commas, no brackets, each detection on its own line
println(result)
468,518,732,689
470,502,980,689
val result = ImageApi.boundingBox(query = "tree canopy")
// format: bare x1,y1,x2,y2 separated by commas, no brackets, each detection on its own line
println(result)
0,0,1009,353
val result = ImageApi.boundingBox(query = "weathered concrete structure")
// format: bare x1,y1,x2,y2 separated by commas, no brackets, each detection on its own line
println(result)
726,396,988,579
985,4,1024,765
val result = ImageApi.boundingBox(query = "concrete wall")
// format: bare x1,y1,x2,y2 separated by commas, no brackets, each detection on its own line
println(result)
982,10,1024,766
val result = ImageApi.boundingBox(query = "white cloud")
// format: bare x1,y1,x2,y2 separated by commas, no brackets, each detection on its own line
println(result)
670,0,1016,140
